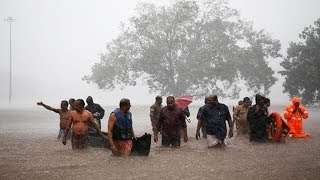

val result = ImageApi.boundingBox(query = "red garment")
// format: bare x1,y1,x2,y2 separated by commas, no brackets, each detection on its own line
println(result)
284,97,310,138
113,140,133,155
71,134,90,149
157,106,186,140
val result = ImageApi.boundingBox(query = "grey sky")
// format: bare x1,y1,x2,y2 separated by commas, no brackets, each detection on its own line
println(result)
0,0,319,107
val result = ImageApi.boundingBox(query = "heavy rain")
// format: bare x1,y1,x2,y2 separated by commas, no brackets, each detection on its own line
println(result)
0,0,320,179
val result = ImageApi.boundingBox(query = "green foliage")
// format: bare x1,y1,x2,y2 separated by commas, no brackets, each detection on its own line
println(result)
280,18,320,105
84,0,281,99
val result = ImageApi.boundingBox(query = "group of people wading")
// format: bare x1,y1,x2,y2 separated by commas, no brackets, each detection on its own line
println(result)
37,93,310,156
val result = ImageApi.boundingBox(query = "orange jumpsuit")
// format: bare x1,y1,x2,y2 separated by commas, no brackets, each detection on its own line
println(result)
284,97,310,138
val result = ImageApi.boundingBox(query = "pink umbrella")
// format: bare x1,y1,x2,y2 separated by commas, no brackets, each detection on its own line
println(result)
175,95,193,110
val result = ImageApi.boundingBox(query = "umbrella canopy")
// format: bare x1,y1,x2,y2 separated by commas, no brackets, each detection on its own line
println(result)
175,95,193,110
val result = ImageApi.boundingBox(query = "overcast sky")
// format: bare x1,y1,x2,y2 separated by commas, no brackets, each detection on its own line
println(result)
0,0,319,107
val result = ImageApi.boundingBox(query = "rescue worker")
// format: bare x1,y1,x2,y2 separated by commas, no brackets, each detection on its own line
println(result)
284,97,310,138
268,112,289,142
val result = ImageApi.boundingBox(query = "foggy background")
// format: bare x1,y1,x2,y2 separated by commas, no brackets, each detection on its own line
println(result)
0,0,319,107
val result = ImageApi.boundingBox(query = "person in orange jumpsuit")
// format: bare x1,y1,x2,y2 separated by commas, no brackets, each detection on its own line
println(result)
268,112,290,142
284,97,310,138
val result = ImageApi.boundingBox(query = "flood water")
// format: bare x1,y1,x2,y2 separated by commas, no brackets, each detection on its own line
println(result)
0,105,319,179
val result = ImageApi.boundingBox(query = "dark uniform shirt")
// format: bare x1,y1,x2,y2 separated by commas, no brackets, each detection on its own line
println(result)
200,103,231,140
85,103,105,120
247,105,269,142
156,106,186,140
85,103,105,132
247,94,270,142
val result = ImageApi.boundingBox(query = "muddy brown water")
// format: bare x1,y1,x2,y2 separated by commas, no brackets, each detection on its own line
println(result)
0,106,319,179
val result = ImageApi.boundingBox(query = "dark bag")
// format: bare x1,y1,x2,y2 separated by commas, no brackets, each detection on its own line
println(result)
131,133,151,156
88,131,110,148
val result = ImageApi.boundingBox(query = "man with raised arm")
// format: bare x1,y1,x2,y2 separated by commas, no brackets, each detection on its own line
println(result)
37,100,71,139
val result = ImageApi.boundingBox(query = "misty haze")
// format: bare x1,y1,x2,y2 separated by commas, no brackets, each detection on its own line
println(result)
1,0,320,179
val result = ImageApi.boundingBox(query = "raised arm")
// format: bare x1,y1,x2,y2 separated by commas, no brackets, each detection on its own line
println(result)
300,106,309,119
37,101,59,113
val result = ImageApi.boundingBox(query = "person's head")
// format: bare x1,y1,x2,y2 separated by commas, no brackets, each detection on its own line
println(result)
264,98,270,107
243,97,251,107
238,100,243,105
208,94,218,106
60,100,68,110
255,94,265,107
155,96,162,105
204,96,209,104
74,99,85,112
166,96,175,110
69,98,75,105
292,96,300,108
86,96,93,105
119,98,131,113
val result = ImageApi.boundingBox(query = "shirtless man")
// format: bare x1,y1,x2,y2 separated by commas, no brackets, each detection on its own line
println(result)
37,101,71,139
62,99,107,150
